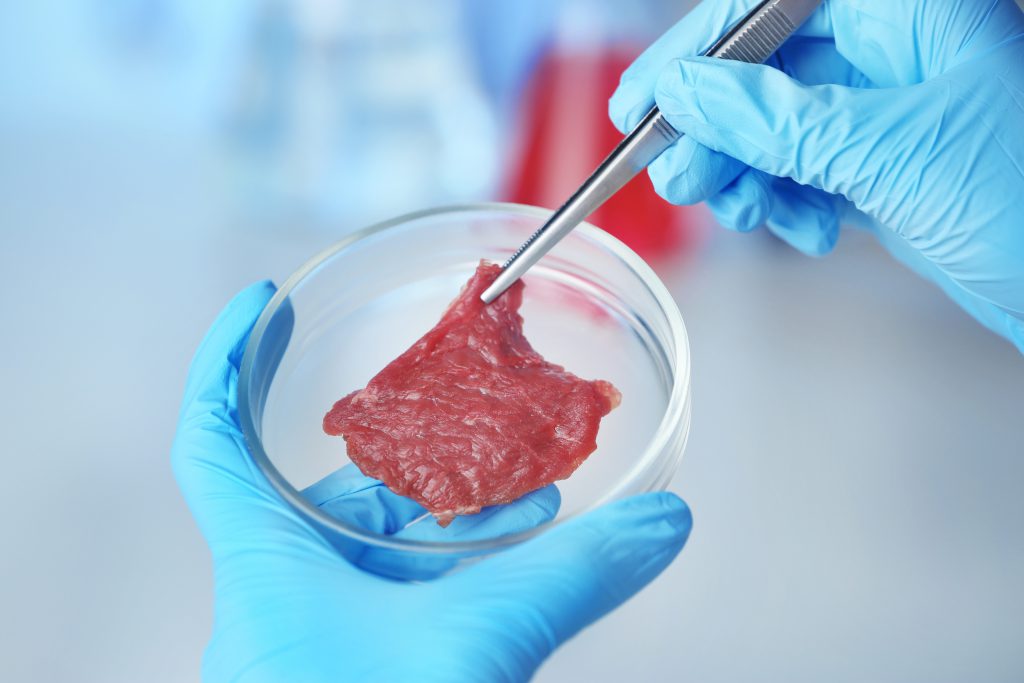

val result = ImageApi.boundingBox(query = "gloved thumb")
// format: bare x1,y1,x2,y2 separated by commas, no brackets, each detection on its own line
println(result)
447,492,691,681
654,56,923,224
172,281,323,554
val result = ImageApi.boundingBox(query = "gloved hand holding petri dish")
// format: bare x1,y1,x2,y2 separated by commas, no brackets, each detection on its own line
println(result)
173,204,693,681
235,204,692,580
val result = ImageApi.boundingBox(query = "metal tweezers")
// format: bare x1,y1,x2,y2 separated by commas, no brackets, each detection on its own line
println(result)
481,0,823,303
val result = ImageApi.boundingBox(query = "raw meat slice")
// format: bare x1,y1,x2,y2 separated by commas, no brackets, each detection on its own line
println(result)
323,260,620,526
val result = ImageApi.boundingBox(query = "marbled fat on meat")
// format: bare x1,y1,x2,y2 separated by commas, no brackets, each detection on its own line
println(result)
323,261,620,526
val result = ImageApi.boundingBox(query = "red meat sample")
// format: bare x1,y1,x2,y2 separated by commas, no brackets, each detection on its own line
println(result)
323,260,621,526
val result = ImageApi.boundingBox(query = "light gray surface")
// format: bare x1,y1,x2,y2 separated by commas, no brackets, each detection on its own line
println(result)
539,230,1024,682
2,126,1023,682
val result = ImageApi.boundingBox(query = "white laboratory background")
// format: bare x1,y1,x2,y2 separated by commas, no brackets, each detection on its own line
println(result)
2,2,1022,681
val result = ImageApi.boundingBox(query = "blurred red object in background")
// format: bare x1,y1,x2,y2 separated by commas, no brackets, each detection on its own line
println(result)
504,48,707,260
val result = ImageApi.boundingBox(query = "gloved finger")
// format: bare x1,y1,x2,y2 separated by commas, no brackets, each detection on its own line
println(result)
609,0,763,207
610,0,791,133
704,169,847,250
446,492,691,678
660,54,1024,326
646,135,747,206
356,486,562,581
654,56,913,214
618,11,868,210
394,484,560,543
178,280,276,414
800,1,1024,86
611,2,860,210
172,282,328,554
303,465,427,535
763,178,843,256
306,466,561,540
704,166,773,232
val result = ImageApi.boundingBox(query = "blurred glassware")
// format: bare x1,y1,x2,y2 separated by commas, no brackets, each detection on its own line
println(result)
502,0,711,260
224,0,507,229
0,0,701,240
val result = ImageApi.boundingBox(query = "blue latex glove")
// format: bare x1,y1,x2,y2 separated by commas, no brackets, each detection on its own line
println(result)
609,0,1024,352
301,465,567,581
172,281,692,683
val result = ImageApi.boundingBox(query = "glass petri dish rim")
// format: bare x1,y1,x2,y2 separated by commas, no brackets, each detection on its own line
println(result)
238,202,691,555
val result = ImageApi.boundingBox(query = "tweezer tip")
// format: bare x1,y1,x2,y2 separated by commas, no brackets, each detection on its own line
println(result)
481,263,522,304
479,279,504,304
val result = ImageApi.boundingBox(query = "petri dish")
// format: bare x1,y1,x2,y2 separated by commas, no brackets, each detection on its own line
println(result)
238,203,691,580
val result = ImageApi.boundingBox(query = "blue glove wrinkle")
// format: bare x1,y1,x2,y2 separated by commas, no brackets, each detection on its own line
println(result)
764,178,842,256
304,465,427,535
705,167,773,232
774,37,874,88
932,0,1024,71
647,135,745,206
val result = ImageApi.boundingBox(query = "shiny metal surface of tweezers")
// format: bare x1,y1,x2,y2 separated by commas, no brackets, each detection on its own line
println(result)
481,0,823,304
